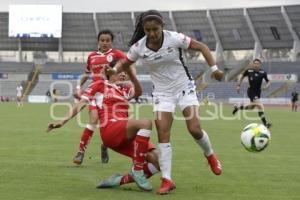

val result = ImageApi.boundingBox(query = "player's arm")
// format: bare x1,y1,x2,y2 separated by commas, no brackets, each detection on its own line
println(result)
127,65,142,97
262,73,271,90
188,39,223,81
47,99,87,132
105,58,133,76
74,71,90,99
236,69,248,93
236,76,245,94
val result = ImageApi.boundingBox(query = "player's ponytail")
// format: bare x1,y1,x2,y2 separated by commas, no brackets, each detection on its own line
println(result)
129,13,145,46
129,10,164,46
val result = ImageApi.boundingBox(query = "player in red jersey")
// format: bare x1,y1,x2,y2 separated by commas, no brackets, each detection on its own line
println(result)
47,65,160,191
73,30,126,165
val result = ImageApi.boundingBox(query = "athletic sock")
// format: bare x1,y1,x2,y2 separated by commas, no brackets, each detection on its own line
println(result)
120,163,159,185
194,130,214,156
133,129,151,171
158,143,172,180
79,124,95,152
258,111,267,126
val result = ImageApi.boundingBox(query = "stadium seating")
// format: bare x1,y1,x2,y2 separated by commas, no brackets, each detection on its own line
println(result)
62,13,97,51
96,12,134,51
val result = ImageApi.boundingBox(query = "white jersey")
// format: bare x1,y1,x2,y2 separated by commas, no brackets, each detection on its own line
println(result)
16,86,23,97
127,30,194,95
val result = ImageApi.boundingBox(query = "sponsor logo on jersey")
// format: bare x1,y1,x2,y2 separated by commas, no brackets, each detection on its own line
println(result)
106,54,113,62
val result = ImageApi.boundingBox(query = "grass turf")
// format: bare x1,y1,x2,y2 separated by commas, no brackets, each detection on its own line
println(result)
0,102,299,200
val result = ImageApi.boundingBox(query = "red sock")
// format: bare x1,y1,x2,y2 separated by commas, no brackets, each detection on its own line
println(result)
133,135,150,171
120,174,134,185
120,163,154,185
79,127,94,152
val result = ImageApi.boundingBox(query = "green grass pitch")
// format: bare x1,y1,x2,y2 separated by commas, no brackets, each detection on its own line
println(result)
0,102,299,200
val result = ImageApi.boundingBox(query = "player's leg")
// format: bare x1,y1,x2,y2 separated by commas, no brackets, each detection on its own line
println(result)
125,119,153,191
181,104,222,175
233,89,256,114
73,107,98,165
97,119,154,191
155,111,176,194
254,100,271,128
96,149,160,189
153,95,176,194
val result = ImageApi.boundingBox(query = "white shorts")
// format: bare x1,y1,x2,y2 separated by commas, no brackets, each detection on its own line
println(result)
152,88,199,113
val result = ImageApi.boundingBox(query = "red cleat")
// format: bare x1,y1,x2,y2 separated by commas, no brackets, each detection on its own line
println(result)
206,153,222,175
157,178,176,195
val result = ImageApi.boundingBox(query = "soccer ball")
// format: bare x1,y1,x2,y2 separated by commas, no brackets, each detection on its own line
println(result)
241,123,271,152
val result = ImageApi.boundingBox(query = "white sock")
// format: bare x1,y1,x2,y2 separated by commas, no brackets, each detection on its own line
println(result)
137,129,151,137
195,130,214,156
86,124,96,131
158,143,172,180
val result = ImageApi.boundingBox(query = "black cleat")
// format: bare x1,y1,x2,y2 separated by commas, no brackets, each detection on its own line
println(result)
232,105,239,115
265,122,272,129
101,144,109,163
73,151,84,165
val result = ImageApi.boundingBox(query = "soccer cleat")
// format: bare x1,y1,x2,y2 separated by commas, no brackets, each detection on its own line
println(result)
101,144,109,163
73,151,84,165
205,153,222,175
130,169,152,191
96,173,122,188
157,178,176,195
232,105,239,115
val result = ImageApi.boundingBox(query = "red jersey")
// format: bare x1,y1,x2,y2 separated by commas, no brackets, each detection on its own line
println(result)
85,48,126,82
81,80,133,125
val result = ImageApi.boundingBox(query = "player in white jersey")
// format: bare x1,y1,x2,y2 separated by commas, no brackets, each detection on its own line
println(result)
106,10,224,195
16,85,23,107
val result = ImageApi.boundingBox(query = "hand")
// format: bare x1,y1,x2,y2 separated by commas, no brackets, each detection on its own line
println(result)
104,65,117,76
211,69,224,81
73,89,81,100
46,121,64,133
236,85,240,94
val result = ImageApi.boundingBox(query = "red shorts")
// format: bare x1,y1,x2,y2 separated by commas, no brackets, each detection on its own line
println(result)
100,120,155,158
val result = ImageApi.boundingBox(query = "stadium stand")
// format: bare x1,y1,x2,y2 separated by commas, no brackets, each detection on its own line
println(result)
0,12,18,51
96,12,134,51
62,13,97,51
0,5,300,100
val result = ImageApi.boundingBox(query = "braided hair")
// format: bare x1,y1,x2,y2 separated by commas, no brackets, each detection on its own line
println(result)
129,10,163,46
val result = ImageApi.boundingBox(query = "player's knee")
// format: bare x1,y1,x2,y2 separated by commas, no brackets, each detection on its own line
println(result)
89,113,98,124
140,119,152,130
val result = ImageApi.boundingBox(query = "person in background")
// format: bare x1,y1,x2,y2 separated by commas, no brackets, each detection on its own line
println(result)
233,58,272,128
73,30,127,165
16,84,23,107
291,89,298,112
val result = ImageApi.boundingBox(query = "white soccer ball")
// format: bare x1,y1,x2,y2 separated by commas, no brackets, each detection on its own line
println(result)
241,123,271,152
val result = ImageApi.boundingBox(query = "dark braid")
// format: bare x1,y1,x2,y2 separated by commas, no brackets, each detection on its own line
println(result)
129,10,163,46
129,13,145,46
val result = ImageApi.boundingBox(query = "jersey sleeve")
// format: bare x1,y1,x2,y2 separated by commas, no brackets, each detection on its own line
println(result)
172,32,191,49
242,70,249,77
127,45,140,62
263,72,269,82
81,80,105,102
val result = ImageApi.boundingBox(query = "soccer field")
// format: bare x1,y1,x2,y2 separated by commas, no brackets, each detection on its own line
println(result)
0,102,299,200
